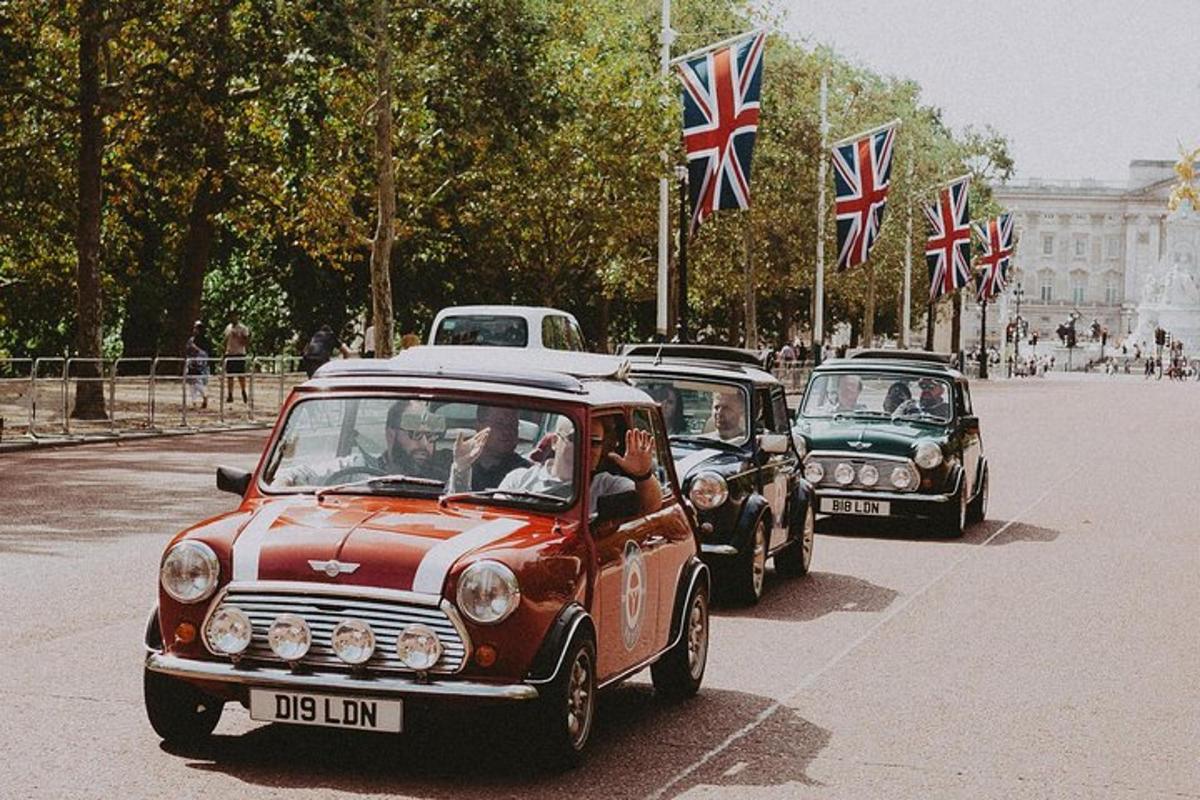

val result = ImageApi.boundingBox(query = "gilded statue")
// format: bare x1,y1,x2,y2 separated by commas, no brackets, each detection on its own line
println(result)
1168,142,1200,212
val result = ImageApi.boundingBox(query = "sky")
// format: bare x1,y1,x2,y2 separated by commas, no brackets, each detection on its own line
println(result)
775,0,1200,183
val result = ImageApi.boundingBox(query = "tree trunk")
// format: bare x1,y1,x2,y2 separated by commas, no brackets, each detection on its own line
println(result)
743,216,757,349
171,10,231,352
72,0,106,419
925,300,936,351
863,260,876,346
951,290,963,353
369,0,396,358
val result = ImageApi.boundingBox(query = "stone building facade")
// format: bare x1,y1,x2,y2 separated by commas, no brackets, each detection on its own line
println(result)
963,160,1178,348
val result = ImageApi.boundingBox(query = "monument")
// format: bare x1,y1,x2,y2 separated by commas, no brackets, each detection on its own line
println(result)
1127,144,1200,350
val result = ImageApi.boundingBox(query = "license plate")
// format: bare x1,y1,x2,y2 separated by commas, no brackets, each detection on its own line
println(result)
820,497,890,516
249,688,402,733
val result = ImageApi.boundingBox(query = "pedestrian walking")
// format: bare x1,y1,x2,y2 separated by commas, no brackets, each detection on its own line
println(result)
185,320,212,409
301,324,352,378
222,310,250,403
362,320,376,359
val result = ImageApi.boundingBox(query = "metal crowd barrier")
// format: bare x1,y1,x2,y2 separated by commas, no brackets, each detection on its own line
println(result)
771,364,812,393
0,354,311,443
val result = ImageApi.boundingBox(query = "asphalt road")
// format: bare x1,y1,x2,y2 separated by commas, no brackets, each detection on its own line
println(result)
1,375,1196,800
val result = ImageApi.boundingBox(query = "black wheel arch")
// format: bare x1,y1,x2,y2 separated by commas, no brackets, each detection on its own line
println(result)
664,557,710,646
144,606,163,650
526,603,595,685
732,493,772,552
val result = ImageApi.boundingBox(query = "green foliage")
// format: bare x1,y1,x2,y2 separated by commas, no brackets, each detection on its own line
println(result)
0,0,1014,357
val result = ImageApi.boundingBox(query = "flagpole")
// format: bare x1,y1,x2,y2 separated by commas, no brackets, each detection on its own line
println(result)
979,295,989,378
829,118,901,150
813,70,827,365
669,28,765,67
656,0,671,338
902,150,913,349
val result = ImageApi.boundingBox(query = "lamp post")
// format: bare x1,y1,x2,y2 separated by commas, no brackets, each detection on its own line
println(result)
1012,282,1025,361
674,165,690,343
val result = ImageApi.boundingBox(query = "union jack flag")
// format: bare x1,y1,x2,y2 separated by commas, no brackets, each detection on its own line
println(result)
678,31,766,236
973,212,1014,300
925,176,972,301
832,122,898,271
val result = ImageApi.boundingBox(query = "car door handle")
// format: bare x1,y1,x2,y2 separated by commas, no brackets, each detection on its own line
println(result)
643,535,668,548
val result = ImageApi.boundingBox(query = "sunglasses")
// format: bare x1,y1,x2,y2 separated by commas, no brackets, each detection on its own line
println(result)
398,429,440,443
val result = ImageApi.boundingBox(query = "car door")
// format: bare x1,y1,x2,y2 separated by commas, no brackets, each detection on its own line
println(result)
755,387,792,553
590,411,662,679
958,381,982,494
631,406,693,647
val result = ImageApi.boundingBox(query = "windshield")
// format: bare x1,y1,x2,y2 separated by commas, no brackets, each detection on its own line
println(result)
433,315,528,347
263,395,576,505
628,376,750,445
800,373,953,423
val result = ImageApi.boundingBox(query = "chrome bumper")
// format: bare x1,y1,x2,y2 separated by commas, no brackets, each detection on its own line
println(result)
145,651,538,701
816,488,950,504
700,543,739,556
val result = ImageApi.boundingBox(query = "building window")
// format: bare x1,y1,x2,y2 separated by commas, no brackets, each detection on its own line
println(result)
1040,278,1054,302
1074,235,1087,258
1105,280,1119,304
1042,234,1054,255
1106,235,1121,259
1072,284,1086,304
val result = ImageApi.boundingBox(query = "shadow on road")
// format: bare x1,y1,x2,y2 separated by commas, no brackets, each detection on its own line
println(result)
714,570,899,623
816,516,1060,547
173,685,830,799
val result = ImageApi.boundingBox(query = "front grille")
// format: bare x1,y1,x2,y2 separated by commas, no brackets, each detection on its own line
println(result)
210,586,469,675
805,452,919,492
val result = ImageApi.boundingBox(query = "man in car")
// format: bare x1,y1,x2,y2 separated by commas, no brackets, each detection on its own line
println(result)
709,389,746,442
917,378,952,418
463,405,531,490
833,374,864,412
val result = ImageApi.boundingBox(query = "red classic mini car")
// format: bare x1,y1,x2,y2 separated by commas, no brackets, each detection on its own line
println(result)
144,348,709,766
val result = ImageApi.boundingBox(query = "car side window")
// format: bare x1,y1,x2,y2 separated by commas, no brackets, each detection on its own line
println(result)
565,319,586,351
769,388,791,434
632,407,673,498
754,388,773,434
541,316,564,350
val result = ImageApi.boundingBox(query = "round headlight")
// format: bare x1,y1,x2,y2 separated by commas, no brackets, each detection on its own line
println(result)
891,466,913,489
396,624,443,671
331,619,376,665
914,441,944,469
803,461,825,483
160,541,219,603
205,606,252,655
859,464,879,487
689,471,729,510
267,614,311,661
834,462,855,486
456,560,520,625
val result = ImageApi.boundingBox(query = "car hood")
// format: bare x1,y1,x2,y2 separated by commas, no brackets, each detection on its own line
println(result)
669,440,748,482
796,417,949,459
214,497,554,596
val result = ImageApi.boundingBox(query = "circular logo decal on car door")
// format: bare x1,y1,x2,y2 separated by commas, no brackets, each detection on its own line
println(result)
621,539,647,650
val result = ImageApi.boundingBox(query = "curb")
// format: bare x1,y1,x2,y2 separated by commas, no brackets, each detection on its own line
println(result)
0,423,273,454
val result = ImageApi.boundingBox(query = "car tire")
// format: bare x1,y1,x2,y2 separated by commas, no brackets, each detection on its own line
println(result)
143,668,223,746
651,583,709,701
533,632,597,770
944,480,968,538
967,465,988,524
731,515,768,605
774,502,815,578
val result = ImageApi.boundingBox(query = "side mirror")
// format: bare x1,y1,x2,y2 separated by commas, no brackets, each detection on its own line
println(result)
592,490,640,525
757,433,789,455
216,466,252,496
961,415,980,435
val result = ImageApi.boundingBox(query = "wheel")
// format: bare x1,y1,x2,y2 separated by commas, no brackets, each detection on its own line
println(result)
533,633,597,769
323,464,386,485
651,583,709,701
144,668,223,746
774,501,815,578
731,516,768,605
944,480,968,538
967,465,988,524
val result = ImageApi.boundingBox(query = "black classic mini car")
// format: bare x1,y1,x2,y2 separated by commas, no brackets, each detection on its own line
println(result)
622,345,815,604
793,350,988,537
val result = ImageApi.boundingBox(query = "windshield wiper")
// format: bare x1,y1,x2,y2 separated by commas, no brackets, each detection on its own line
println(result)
316,473,444,501
439,488,569,507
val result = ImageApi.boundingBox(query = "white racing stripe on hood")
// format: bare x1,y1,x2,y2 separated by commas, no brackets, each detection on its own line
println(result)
232,500,304,582
675,448,723,478
411,518,527,595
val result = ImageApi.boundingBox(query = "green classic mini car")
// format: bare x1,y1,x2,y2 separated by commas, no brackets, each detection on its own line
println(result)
793,351,987,537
